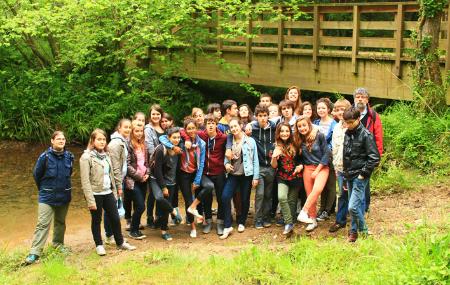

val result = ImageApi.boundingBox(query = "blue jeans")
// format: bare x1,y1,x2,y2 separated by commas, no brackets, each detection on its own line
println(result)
222,174,253,228
335,172,348,226
130,181,147,233
348,177,369,233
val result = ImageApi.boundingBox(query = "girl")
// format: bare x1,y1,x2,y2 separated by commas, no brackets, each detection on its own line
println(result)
80,129,136,256
125,122,150,240
313,98,337,221
105,119,131,244
221,118,259,239
134,112,146,126
161,112,174,131
25,131,74,265
285,86,302,116
144,104,165,228
271,123,303,235
150,127,183,241
192,107,205,130
178,118,207,238
299,101,315,120
238,104,254,128
294,116,330,232
207,103,222,120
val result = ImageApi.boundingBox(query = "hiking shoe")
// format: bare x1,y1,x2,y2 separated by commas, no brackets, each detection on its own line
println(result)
25,254,39,265
96,245,106,256
203,219,213,234
118,242,136,251
305,220,318,232
255,220,264,229
190,230,197,238
316,211,330,222
276,217,285,227
263,221,272,228
297,210,314,224
104,235,114,245
329,223,345,233
283,223,294,235
237,224,245,233
162,233,173,241
216,220,224,235
347,232,358,242
220,227,233,239
128,231,146,240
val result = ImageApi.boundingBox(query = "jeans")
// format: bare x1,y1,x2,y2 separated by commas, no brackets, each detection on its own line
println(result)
201,174,225,220
90,193,124,246
348,177,369,234
319,162,337,214
150,178,175,231
130,181,147,232
335,172,348,226
30,203,69,256
255,166,275,223
365,181,371,213
178,171,196,224
277,180,300,225
222,174,253,228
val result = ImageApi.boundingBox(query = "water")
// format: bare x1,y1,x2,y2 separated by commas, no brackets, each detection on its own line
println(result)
0,142,90,248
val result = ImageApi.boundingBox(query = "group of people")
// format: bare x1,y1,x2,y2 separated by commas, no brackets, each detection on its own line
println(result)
25,86,383,263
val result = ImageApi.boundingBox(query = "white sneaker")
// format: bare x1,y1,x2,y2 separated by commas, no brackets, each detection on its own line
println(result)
118,241,136,251
297,210,314,224
305,220,318,232
96,245,106,256
104,235,114,245
237,224,245,233
220,227,233,239
190,230,197,238
187,208,204,222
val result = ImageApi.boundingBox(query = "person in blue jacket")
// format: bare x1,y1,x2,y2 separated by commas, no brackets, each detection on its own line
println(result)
25,131,74,265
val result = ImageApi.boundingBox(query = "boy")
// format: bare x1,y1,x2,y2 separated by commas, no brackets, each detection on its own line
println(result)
260,93,272,107
218,100,238,135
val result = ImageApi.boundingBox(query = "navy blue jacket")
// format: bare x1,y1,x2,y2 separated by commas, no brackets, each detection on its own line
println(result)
33,147,74,206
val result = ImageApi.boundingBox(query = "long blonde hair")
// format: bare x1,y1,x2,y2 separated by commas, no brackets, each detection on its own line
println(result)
130,121,145,151
294,116,317,153
87,129,108,152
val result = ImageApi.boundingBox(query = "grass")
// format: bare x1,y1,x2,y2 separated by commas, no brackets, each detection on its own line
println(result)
1,222,448,285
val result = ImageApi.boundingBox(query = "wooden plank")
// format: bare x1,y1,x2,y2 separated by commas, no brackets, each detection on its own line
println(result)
287,14,292,48
246,18,252,67
253,21,278,29
312,6,320,71
321,36,353,47
361,21,396,30
278,8,284,68
359,37,396,48
447,6,450,72
284,35,313,45
394,4,404,77
321,21,353,30
284,21,314,29
352,5,360,74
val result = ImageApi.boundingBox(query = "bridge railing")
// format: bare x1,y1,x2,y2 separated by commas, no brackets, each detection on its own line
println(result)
199,1,449,77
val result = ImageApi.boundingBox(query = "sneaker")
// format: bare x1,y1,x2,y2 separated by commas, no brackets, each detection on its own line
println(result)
190,230,197,238
283,223,294,235
118,241,136,251
347,232,358,242
316,211,330,222
220,227,233,239
172,210,182,225
305,220,318,232
162,233,173,241
96,245,106,256
263,221,272,228
297,210,314,224
125,220,131,231
154,218,161,229
203,219,213,234
216,220,224,235
24,254,39,265
329,223,346,233
276,217,285,227
255,220,264,229
104,235,114,245
237,224,245,233
128,231,146,240
187,207,204,222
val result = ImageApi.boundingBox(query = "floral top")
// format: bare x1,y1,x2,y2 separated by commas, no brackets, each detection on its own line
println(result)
276,152,302,181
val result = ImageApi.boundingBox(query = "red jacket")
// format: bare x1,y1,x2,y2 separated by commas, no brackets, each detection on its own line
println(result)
181,128,226,176
361,106,383,157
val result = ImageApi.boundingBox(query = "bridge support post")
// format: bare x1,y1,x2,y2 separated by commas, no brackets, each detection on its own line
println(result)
312,6,320,71
352,5,360,74
395,4,404,78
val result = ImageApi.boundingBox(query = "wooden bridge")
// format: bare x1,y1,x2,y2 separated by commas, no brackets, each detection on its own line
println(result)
153,2,450,103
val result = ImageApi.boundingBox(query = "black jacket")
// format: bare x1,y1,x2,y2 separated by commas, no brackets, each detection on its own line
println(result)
343,123,380,179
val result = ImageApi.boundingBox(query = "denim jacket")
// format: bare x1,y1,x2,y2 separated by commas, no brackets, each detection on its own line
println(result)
224,135,260,180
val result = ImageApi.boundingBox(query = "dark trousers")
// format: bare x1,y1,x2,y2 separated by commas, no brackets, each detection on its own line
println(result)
365,181,371,213
222,174,253,228
90,193,124,246
319,162,337,214
203,173,226,221
271,176,278,218
104,182,130,237
178,171,196,224
130,181,147,232
150,178,175,231
171,185,179,208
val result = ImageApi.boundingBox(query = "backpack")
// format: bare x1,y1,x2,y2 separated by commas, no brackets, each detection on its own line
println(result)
149,144,167,171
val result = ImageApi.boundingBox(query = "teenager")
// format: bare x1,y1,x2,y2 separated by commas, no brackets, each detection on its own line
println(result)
299,101,315,120
105,119,131,244
285,86,302,116
274,100,297,131
342,108,380,242
192,107,206,130
80,129,136,256
161,112,174,132
271,123,303,235
268,103,279,119
353,88,383,213
134,112,146,126
150,127,183,241
218,99,238,135
295,116,330,232
238,104,255,129
207,103,222,120
25,131,74,265
313,98,337,221
259,93,272,107
125,122,150,240
221,118,259,239
329,99,352,233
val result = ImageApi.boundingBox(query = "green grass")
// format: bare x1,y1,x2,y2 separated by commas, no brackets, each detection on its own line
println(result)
1,222,448,285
